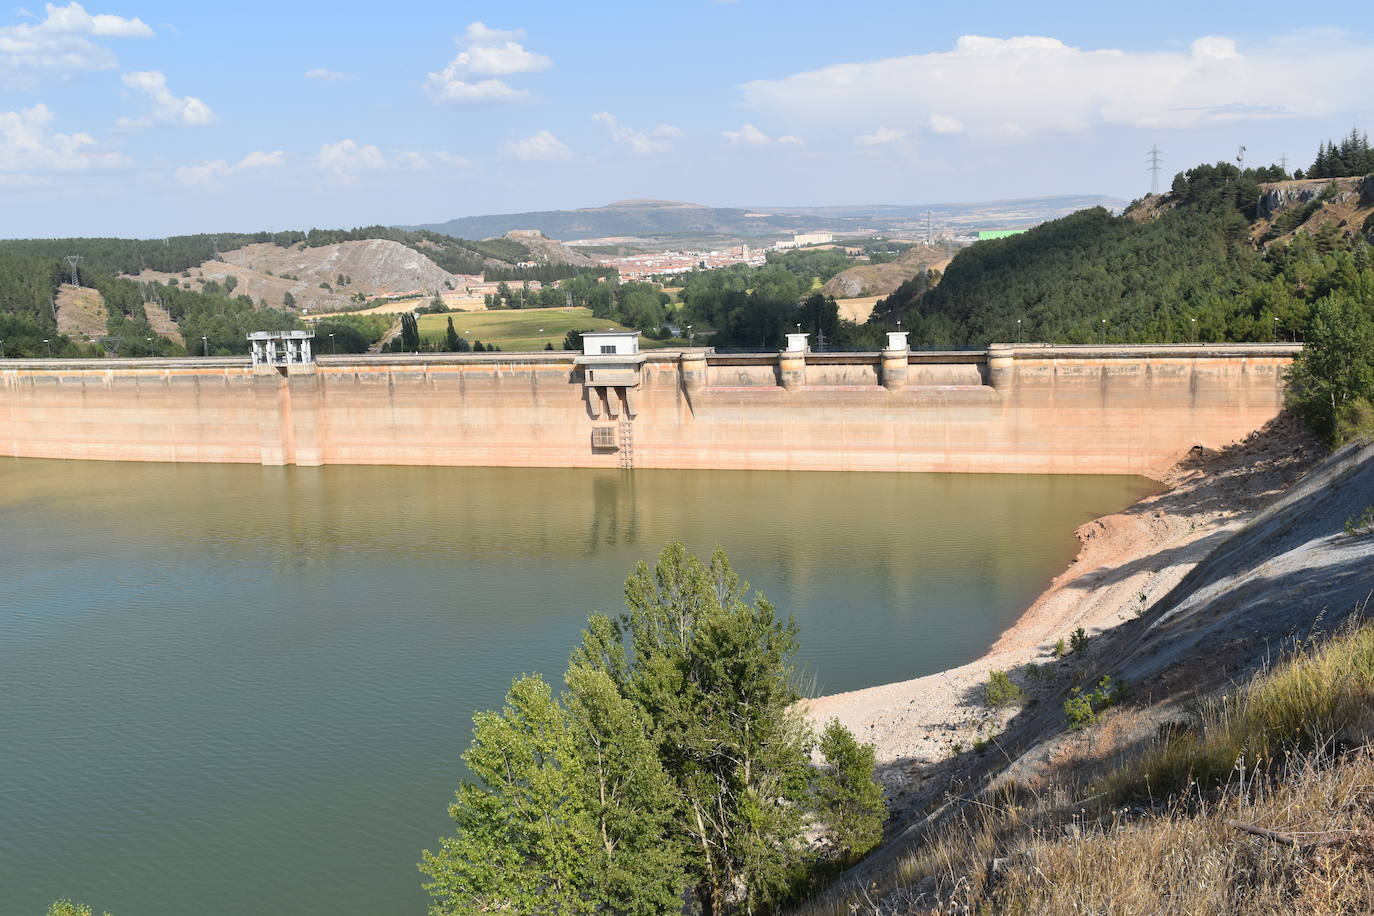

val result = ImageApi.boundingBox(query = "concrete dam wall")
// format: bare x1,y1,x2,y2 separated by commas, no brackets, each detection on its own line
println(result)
0,344,1299,476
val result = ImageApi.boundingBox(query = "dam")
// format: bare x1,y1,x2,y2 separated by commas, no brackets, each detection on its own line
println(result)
0,335,1299,475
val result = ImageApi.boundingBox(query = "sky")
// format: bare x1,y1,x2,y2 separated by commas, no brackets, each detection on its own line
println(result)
1,0,1372,238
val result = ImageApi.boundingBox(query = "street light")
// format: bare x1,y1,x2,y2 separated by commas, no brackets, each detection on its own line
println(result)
329,332,335,354
0,339,5,358
202,336,209,357
1190,318,1197,343
43,338,51,358
686,324,693,346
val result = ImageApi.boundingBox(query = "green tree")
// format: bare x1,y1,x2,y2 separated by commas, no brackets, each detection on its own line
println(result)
424,545,886,916
282,290,296,309
398,312,421,351
813,719,886,863
582,545,816,914
444,316,461,352
47,900,111,916
1287,288,1374,443
419,670,689,915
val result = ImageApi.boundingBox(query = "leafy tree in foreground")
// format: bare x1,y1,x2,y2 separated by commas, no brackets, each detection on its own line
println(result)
421,544,886,916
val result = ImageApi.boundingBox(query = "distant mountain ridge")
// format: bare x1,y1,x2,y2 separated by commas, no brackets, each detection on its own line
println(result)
408,195,1127,243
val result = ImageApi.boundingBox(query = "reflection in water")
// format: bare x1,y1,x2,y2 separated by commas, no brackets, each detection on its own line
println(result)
0,458,1156,916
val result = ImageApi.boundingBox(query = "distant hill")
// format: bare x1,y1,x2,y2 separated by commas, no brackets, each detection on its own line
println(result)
408,195,1127,243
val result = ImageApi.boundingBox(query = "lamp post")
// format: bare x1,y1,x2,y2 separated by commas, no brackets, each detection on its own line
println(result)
1190,318,1197,343
329,332,335,354
0,339,5,358
43,338,51,358
686,324,693,346
1016,318,1022,343
202,336,209,357
1101,318,1107,343
146,336,153,356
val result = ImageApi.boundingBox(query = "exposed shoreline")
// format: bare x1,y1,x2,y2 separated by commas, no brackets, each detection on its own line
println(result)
804,417,1320,808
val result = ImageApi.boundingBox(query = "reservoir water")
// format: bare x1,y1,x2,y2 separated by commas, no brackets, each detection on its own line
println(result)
0,458,1157,915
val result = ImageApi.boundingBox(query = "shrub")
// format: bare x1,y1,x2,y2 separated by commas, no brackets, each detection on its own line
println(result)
1345,506,1374,537
1064,676,1126,729
985,670,1027,708
1070,627,1090,656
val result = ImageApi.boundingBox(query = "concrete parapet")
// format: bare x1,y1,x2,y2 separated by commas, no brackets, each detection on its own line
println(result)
986,343,1016,392
679,350,707,397
880,332,911,391
778,351,806,391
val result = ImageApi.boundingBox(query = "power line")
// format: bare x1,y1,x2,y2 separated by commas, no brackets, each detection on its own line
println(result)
1147,146,1164,195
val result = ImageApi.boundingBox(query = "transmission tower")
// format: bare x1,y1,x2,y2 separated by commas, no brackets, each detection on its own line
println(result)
1235,145,1246,169
64,254,82,287
1279,153,1289,173
1147,146,1164,195
925,210,933,245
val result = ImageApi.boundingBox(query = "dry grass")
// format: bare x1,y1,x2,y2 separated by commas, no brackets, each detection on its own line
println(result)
800,616,1374,915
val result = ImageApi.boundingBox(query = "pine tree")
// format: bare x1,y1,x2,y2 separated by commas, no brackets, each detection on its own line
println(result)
423,545,887,916
419,670,689,915
444,316,460,351
813,718,886,863
588,545,815,914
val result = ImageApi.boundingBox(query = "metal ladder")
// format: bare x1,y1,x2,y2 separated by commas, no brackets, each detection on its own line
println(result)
618,420,634,470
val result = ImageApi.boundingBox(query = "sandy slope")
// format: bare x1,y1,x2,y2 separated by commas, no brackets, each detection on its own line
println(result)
804,417,1326,803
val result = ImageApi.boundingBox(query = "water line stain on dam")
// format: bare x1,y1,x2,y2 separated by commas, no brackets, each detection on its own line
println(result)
0,459,1157,916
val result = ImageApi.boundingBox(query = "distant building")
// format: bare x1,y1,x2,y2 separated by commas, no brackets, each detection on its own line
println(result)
772,231,835,251
976,229,1027,241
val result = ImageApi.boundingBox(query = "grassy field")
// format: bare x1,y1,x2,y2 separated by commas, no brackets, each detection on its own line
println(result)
416,306,658,351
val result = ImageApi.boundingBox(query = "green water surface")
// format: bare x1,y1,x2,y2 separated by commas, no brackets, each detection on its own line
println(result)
0,459,1156,915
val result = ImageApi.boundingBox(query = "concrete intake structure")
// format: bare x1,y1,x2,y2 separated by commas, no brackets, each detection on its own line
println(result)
1,343,1299,476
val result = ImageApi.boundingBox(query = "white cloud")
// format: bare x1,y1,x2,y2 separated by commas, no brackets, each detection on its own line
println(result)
304,67,351,82
592,112,682,155
927,113,964,135
740,32,1374,140
115,70,215,129
425,20,549,105
722,123,804,148
174,149,284,188
0,103,129,172
854,126,911,148
312,139,470,185
0,2,152,88
505,129,571,162
40,2,152,37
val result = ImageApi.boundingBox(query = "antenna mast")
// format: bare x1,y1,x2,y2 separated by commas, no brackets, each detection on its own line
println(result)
1147,146,1164,195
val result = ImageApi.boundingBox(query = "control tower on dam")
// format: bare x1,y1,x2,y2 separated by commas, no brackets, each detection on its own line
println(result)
0,333,1300,476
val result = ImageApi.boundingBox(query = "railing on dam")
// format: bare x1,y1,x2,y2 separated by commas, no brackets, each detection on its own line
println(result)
0,342,1304,372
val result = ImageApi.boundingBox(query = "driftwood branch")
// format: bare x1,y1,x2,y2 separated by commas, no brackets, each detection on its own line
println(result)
1225,819,1362,849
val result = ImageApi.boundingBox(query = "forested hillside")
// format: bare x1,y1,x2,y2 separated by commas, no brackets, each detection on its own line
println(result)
873,158,1374,348
0,227,523,280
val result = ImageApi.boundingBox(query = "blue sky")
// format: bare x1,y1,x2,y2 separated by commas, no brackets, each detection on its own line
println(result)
2,0,1371,237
